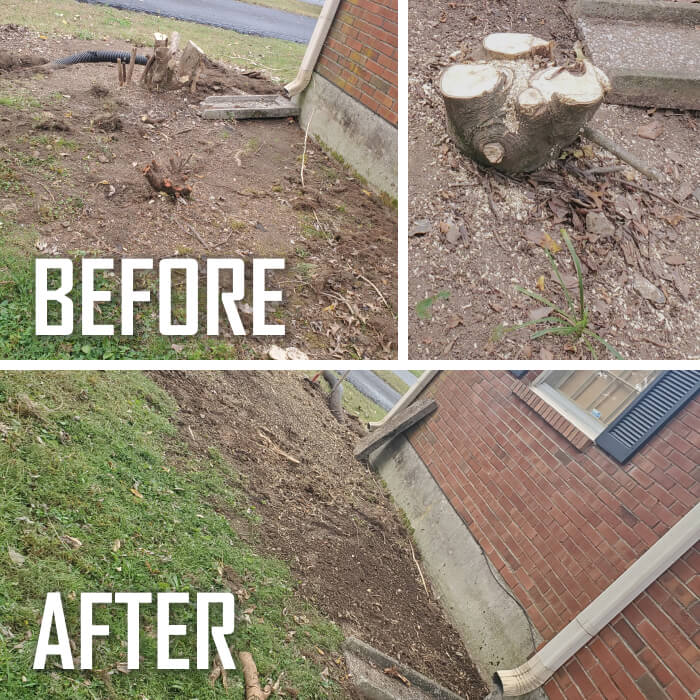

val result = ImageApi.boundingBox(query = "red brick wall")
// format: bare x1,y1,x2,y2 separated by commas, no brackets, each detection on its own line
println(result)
315,0,398,125
405,371,699,699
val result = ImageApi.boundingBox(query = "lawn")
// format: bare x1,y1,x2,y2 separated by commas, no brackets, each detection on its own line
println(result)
0,371,343,698
0,0,306,83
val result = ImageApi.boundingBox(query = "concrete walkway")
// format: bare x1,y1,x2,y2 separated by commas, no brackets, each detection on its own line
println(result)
79,0,316,43
574,0,700,109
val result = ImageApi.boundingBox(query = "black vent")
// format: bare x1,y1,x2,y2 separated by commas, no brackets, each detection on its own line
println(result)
596,371,700,463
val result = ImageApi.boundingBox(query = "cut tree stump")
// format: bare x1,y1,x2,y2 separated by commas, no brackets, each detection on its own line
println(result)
142,32,205,92
354,398,437,461
143,153,193,198
440,33,611,173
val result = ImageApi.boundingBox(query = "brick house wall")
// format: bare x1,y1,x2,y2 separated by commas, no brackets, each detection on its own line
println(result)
404,371,699,699
315,0,398,126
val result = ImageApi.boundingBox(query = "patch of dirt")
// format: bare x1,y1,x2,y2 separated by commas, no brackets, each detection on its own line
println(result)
152,370,487,699
408,0,699,359
0,24,397,359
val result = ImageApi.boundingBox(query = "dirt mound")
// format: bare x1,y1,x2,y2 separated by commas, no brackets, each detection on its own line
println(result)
0,50,47,72
152,371,487,699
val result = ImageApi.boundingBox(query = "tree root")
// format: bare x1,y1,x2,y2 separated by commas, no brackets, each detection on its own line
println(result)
239,651,271,700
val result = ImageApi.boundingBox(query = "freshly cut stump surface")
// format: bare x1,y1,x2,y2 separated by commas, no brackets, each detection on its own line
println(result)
440,32,611,172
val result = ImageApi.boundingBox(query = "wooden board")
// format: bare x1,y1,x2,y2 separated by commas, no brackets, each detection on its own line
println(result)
354,398,437,461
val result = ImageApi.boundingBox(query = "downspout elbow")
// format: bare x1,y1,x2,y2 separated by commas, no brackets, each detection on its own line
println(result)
285,0,342,97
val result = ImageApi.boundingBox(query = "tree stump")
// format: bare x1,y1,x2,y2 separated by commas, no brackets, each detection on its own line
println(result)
143,153,193,198
142,32,205,92
439,33,611,173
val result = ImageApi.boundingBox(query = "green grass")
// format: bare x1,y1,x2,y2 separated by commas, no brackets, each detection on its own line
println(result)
372,371,409,396
495,230,622,359
308,372,386,424
0,213,262,359
0,371,343,699
0,0,306,82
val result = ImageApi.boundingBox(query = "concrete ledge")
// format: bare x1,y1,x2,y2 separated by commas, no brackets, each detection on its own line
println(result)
574,0,700,26
603,71,700,111
345,637,465,700
297,73,397,198
370,436,546,700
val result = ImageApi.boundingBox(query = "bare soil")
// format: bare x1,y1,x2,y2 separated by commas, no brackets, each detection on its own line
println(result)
0,24,397,359
151,370,487,699
408,0,699,360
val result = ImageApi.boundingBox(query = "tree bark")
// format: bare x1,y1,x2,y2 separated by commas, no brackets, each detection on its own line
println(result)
440,33,610,173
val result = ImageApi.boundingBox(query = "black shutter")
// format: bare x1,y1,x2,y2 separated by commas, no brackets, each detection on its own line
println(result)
596,371,700,463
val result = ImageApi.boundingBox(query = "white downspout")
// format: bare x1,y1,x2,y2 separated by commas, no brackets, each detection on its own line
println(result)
368,371,439,429
494,502,700,696
284,0,342,97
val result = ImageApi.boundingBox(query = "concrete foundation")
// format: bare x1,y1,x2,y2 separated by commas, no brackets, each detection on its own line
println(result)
297,73,397,198
370,436,546,700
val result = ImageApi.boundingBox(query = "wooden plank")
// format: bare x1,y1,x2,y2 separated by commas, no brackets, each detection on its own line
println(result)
354,398,437,461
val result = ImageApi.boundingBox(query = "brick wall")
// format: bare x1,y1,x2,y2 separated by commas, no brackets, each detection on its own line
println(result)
405,371,699,699
315,0,398,125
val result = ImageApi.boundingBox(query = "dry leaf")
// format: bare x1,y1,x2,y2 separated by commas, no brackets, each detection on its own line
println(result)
637,121,663,140
8,547,26,566
130,488,144,499
60,535,83,549
528,307,552,321
664,255,685,266
536,275,545,292
539,347,554,360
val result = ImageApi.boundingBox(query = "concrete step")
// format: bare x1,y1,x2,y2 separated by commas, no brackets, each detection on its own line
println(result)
573,1,700,109
200,94,299,120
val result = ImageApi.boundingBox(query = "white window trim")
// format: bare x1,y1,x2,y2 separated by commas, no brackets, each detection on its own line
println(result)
530,371,607,441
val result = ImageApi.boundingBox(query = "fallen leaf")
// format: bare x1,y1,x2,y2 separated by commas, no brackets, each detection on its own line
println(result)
528,307,552,321
171,343,184,353
112,539,121,552
130,488,144,499
637,121,663,140
536,275,545,292
664,255,685,266
539,347,554,360
446,315,463,329
8,547,26,566
60,535,83,549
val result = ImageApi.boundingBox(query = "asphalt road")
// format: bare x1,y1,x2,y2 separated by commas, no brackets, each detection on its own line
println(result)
79,0,316,43
343,372,402,412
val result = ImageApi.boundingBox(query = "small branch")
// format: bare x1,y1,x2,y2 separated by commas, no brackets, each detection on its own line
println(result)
300,108,316,189
409,540,430,598
356,273,391,311
583,126,664,182
258,430,301,464
611,177,700,218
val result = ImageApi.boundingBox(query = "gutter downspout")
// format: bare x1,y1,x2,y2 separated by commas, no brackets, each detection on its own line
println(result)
284,0,342,97
492,502,700,697
368,371,439,429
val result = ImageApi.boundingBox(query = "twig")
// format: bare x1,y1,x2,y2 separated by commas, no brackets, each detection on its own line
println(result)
356,273,391,311
409,540,429,598
583,126,664,182
172,216,208,248
258,430,301,464
611,177,700,218
584,165,626,176
300,108,316,188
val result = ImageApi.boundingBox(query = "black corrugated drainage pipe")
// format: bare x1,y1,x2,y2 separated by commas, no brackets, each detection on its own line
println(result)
53,50,148,66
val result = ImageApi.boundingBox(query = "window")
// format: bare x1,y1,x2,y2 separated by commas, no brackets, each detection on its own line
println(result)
532,370,661,440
